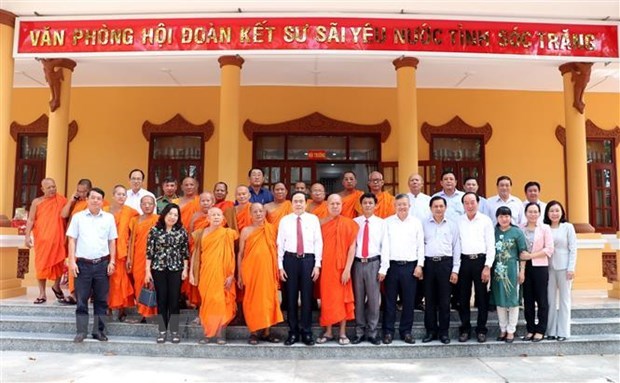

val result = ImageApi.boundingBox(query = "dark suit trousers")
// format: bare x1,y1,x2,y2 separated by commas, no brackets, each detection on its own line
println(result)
383,261,417,337
523,261,549,334
283,253,315,337
424,257,452,337
458,256,488,335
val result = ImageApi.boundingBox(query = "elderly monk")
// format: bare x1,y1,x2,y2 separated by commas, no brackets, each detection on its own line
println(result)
190,207,238,345
189,192,216,233
213,182,234,212
338,171,363,219
224,185,252,233
174,177,200,232
306,183,328,219
104,185,139,321
24,178,67,304
265,182,293,229
237,203,283,345
316,194,358,345
368,171,395,218
127,195,159,321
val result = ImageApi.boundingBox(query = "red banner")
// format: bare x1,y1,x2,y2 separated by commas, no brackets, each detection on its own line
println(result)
15,16,619,58
307,150,327,160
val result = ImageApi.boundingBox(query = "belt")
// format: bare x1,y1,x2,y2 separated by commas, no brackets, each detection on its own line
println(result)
285,251,315,259
390,260,415,266
426,256,452,262
461,253,485,260
76,255,110,265
355,255,380,264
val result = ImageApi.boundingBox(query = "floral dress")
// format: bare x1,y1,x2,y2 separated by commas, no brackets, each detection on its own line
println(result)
490,226,527,308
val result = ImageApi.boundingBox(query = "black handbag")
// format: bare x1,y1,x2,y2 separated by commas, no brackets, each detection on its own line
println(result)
138,283,157,308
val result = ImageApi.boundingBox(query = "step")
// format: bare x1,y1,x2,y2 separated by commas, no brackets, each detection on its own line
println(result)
1,331,618,359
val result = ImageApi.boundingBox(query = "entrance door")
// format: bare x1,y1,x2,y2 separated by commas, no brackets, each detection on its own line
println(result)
588,163,618,233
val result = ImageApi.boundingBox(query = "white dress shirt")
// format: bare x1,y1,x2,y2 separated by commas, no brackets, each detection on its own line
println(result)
353,214,390,275
487,194,524,226
432,190,465,221
421,216,461,274
407,192,431,221
457,212,496,268
125,188,156,215
385,214,424,263
66,209,118,259
277,212,323,269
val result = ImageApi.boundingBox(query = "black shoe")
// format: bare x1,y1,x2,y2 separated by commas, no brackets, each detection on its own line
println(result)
402,333,415,344
73,333,86,343
505,336,515,344
439,335,450,344
496,333,507,342
284,335,298,346
368,336,381,345
351,335,366,344
92,332,108,342
458,333,470,342
556,336,567,342
477,333,487,343
302,335,315,346
383,333,393,344
422,333,437,343
546,335,557,340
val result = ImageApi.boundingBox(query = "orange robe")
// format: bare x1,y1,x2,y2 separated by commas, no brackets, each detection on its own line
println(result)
129,214,159,317
195,227,238,337
374,191,396,218
32,194,67,280
319,216,358,326
175,196,200,232
307,201,328,219
266,200,292,229
235,204,252,233
184,214,210,307
106,205,139,309
214,200,234,212
241,223,283,332
340,190,363,219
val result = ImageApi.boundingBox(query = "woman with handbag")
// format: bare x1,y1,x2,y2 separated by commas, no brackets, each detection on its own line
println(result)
145,203,189,344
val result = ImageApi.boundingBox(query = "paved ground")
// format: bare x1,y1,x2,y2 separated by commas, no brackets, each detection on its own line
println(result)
0,351,618,382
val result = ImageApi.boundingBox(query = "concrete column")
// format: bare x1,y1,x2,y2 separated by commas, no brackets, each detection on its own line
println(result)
393,57,419,193
559,62,594,233
0,10,16,217
40,59,76,196
217,55,244,189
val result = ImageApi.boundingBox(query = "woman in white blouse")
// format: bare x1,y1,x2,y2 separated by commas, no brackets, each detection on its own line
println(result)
543,200,577,341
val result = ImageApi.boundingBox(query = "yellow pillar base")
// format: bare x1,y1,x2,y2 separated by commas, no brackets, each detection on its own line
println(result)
572,233,609,290
606,232,620,299
21,248,39,287
0,227,26,298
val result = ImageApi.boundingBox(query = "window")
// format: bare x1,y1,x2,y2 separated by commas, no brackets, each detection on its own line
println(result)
148,135,204,197
14,134,47,212
587,138,618,233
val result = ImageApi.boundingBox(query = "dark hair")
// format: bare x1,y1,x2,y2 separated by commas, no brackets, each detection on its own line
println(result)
162,177,177,184
128,169,145,180
214,181,228,191
360,192,377,204
291,191,307,201
429,195,447,207
463,176,478,185
496,175,512,186
524,181,541,193
88,187,105,198
395,193,409,201
441,169,456,179
272,182,287,190
343,170,357,179
543,200,567,225
156,203,183,230
77,179,92,189
524,202,540,213
248,168,264,177
461,191,479,203
496,206,512,218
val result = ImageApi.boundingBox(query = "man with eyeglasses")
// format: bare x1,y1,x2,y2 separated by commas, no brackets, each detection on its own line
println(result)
367,171,395,219
125,169,155,215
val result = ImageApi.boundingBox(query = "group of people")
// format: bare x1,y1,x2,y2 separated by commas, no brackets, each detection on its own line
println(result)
24,167,576,347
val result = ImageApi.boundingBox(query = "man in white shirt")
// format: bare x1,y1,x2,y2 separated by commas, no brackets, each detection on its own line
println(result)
382,194,424,344
432,170,465,220
277,192,322,346
487,175,524,225
463,176,491,217
523,181,547,214
352,192,390,345
457,192,495,343
407,173,431,221
125,169,155,215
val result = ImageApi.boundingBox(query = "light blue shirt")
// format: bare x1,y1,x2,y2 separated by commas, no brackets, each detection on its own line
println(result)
421,216,461,274
432,190,465,220
66,209,117,260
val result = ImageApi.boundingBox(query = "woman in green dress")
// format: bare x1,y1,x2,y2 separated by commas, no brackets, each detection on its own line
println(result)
490,206,527,343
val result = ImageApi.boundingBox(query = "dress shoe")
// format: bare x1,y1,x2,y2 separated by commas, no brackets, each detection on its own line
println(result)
351,335,366,345
496,333,507,342
439,335,450,344
477,333,487,343
546,335,557,340
505,336,515,344
422,333,437,343
302,335,315,346
402,333,415,344
368,336,381,345
458,333,470,342
73,333,86,343
532,334,544,343
556,336,567,342
92,332,108,342
382,333,393,345
284,334,298,346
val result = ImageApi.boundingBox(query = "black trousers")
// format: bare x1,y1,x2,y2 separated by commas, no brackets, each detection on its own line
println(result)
383,261,417,337
75,259,109,336
523,262,549,334
424,258,452,337
152,269,182,333
458,256,488,335
283,253,315,337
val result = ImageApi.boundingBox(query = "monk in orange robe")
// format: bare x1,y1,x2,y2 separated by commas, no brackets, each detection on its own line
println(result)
316,194,357,345
190,207,237,344
368,171,396,218
265,182,292,229
306,183,328,219
338,171,363,219
237,203,283,344
213,181,234,212
24,178,67,304
173,177,200,233
127,195,159,320
104,185,139,321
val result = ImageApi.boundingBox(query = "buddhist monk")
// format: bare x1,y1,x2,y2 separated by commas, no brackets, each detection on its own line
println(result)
294,182,308,195
316,194,358,345
265,182,293,229
338,171,364,219
190,207,238,345
224,185,252,233
24,178,67,304
213,181,234,212
174,177,200,233
189,192,215,233
104,185,139,321
368,171,395,218
306,183,328,219
127,195,159,321
237,203,283,344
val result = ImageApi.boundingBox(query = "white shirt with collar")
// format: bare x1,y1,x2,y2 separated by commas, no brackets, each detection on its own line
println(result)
385,214,424,263
421,215,461,274
277,212,323,269
487,194,524,226
431,190,465,221
353,214,390,275
66,209,118,260
407,192,431,221
457,212,496,268
125,188,156,215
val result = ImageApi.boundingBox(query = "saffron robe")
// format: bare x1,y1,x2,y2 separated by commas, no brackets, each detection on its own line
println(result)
105,205,138,309
307,201,328,219
340,190,363,219
32,194,67,280
374,191,396,218
266,200,292,229
128,214,159,317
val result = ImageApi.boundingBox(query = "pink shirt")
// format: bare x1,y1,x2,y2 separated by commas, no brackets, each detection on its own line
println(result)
520,222,554,266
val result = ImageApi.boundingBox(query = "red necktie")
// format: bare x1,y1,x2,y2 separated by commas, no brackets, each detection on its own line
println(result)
296,216,304,255
362,219,369,258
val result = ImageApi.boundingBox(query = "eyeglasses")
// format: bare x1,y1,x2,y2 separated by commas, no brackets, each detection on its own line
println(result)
369,179,383,183
130,177,143,181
